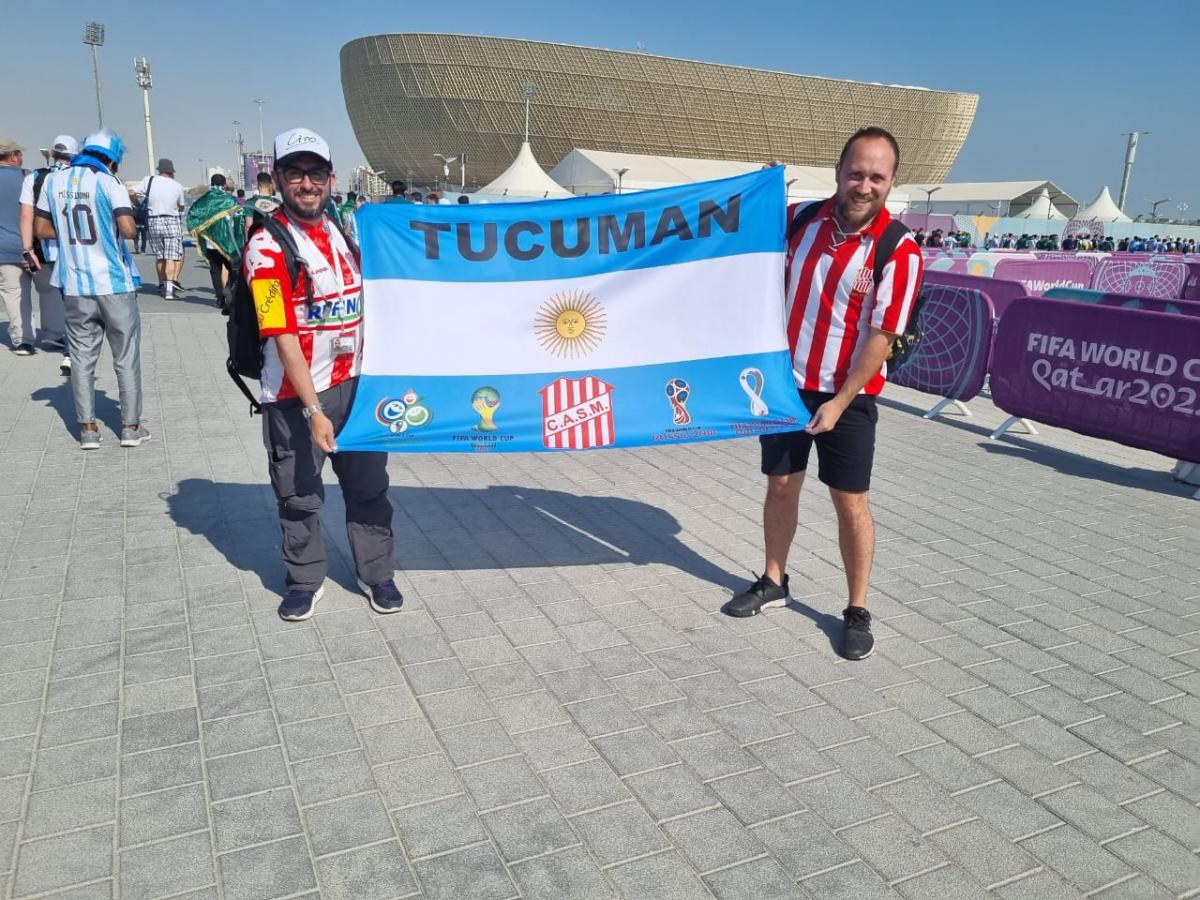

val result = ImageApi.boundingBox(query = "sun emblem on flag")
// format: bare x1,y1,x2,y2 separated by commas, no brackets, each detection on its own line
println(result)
535,289,607,358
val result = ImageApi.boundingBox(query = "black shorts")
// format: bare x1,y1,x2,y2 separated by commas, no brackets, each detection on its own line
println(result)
759,390,878,492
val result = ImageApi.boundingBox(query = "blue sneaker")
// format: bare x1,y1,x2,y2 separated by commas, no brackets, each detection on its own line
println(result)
278,584,324,621
356,578,404,614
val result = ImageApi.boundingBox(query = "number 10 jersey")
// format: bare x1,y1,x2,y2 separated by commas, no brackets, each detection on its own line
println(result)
35,164,141,297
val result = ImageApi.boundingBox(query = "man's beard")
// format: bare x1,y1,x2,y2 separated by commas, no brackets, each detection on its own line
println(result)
283,190,326,222
836,195,883,232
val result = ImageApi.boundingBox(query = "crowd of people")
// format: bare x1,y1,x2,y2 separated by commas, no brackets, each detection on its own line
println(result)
913,227,1197,254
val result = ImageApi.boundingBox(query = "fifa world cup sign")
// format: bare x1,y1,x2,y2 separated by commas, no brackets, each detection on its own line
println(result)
336,169,809,452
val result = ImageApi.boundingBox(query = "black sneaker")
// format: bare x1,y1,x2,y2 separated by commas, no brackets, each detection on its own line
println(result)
357,578,404,614
723,573,790,618
841,606,874,660
279,584,324,621
13,343,35,356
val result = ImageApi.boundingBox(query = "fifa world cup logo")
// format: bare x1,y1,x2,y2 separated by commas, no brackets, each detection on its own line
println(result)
665,378,691,426
471,386,501,431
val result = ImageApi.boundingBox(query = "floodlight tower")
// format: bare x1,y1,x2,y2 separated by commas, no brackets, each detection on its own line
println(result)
83,22,105,127
254,99,266,156
134,58,155,177
1117,131,1149,213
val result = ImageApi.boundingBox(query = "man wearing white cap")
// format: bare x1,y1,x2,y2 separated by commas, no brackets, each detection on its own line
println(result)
241,127,400,621
18,135,79,374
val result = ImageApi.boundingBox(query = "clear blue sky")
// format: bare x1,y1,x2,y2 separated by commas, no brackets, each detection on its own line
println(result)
4,0,1196,218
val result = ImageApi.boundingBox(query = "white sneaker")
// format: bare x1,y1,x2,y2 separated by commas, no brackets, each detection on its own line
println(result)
59,355,71,376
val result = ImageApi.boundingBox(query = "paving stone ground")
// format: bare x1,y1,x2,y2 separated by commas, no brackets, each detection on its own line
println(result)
1,252,1198,899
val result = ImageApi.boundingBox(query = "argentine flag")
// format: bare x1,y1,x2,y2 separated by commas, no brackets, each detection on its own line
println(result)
336,167,810,452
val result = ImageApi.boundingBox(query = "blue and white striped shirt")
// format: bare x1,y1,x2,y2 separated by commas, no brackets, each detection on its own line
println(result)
35,164,140,296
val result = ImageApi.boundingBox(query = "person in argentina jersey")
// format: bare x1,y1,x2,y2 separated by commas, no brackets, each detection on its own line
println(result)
34,129,149,450
243,127,401,622
723,127,923,662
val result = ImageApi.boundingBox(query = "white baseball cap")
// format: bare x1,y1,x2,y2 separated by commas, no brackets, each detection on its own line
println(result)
273,127,331,167
41,135,80,158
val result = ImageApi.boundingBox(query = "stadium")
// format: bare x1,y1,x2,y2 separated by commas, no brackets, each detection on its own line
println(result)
340,33,979,190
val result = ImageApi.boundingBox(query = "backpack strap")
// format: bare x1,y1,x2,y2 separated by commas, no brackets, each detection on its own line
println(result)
870,219,911,287
257,215,314,306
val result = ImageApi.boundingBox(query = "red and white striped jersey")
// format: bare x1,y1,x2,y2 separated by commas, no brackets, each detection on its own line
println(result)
784,199,923,396
243,212,364,404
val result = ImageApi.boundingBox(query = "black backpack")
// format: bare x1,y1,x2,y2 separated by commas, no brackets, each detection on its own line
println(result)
784,201,915,362
225,216,313,415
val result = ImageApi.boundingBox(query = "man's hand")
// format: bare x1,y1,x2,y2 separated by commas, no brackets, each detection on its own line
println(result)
20,251,40,274
310,412,337,454
804,398,847,435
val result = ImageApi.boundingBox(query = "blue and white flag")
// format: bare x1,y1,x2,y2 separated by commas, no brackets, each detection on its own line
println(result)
336,167,809,452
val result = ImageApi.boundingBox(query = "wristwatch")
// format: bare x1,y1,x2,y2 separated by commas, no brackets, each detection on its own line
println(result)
301,403,325,420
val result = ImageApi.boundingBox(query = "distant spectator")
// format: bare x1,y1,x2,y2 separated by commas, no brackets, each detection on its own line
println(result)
386,180,411,204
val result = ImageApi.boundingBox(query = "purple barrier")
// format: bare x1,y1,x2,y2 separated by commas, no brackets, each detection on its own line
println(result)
1093,257,1188,298
991,258,1093,296
991,299,1200,463
890,283,995,401
1042,288,1200,318
923,271,1028,318
898,213,957,234
1182,263,1200,302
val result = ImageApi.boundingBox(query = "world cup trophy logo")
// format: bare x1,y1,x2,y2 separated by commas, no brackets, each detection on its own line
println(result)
739,367,770,417
471,386,501,431
665,378,691,426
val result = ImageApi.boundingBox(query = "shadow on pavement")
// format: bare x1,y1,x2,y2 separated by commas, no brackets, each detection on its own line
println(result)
165,479,745,595
877,395,1192,497
32,382,123,438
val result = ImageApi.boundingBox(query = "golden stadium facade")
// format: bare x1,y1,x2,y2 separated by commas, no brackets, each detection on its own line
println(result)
340,33,978,189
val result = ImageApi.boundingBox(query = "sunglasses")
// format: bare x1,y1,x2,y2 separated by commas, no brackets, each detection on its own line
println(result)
279,166,331,186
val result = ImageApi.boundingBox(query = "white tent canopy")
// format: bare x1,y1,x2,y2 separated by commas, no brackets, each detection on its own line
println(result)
550,148,910,211
1074,185,1131,222
898,180,1077,217
477,142,573,199
1014,187,1067,220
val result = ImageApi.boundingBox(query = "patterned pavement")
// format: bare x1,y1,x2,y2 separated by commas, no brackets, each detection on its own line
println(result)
1,253,1198,899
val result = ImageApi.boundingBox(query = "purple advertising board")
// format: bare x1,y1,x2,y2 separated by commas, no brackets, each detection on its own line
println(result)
889,283,995,401
991,258,1093,296
1181,263,1200,302
923,271,1027,318
1043,288,1200,318
1093,257,1188,298
991,299,1200,463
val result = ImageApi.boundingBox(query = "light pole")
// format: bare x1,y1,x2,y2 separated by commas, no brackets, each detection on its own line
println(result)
434,154,458,191
1147,197,1170,219
83,21,105,127
1117,131,1149,213
134,57,154,178
614,167,629,195
232,122,244,189
521,82,535,142
254,99,266,157
922,186,942,214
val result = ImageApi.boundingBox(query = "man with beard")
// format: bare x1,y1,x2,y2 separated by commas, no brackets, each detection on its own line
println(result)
242,128,401,622
722,127,923,661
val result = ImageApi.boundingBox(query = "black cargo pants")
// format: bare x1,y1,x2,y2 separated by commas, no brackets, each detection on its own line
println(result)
263,377,394,591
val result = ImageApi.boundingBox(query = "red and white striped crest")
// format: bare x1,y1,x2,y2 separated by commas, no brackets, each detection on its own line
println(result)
539,376,616,449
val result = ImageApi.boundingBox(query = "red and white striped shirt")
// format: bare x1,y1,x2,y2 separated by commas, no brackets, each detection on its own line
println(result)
784,199,923,396
243,212,363,403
